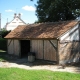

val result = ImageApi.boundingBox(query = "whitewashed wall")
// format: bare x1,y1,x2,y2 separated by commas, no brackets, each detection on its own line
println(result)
59,24,79,41
6,17,26,31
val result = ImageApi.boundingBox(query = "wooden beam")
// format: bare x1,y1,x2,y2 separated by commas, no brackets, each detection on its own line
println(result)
49,40,57,51
43,40,44,59
8,39,12,47
57,40,59,64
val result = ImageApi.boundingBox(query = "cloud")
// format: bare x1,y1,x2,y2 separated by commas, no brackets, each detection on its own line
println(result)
5,9,15,12
22,5,36,11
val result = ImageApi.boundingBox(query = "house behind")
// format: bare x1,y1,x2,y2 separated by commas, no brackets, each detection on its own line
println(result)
5,13,26,31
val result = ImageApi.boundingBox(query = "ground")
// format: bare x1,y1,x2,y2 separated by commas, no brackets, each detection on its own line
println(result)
0,50,80,74
0,57,80,74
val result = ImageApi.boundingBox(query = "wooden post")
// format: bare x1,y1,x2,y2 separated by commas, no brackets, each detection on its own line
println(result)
57,40,59,64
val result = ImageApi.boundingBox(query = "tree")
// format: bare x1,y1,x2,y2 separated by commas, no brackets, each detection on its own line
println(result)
35,0,80,22
0,30,11,38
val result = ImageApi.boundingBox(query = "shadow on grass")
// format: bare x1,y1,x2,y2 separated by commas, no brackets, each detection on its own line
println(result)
0,50,21,62
0,50,9,62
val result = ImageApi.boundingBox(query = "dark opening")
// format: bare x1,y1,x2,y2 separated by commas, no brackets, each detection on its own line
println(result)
20,40,30,58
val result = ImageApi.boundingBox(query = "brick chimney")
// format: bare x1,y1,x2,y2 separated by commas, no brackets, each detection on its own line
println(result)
18,13,21,18
14,13,17,18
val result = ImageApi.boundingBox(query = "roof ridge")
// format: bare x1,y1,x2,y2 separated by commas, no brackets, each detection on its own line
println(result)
32,20,77,25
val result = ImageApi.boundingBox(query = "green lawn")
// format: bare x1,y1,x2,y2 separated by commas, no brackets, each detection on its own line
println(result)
0,68,80,80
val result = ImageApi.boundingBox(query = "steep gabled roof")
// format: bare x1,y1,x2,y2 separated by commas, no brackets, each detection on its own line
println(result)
15,16,26,24
7,16,26,25
5,20,78,39
5,13,26,30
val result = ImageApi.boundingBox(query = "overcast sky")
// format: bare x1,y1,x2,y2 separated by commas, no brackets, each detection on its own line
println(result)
0,0,37,28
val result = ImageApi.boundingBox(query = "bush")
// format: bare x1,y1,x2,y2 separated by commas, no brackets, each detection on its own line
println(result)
0,30,11,38
0,38,7,50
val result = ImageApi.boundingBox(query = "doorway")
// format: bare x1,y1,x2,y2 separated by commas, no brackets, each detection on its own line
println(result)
20,40,30,58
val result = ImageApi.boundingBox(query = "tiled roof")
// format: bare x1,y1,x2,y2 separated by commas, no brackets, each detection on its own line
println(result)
5,20,78,39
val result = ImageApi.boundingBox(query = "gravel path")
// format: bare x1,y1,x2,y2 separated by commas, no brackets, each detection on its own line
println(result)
0,61,80,74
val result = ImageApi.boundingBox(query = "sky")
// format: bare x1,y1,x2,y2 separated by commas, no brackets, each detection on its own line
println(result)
0,0,37,28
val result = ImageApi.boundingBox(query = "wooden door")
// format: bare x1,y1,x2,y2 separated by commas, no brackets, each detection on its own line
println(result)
44,40,57,61
31,40,44,59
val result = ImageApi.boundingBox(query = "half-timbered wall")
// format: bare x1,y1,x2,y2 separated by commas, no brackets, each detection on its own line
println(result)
59,42,80,64
59,24,80,64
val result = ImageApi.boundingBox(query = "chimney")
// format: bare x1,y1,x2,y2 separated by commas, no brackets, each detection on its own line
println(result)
18,13,21,18
14,13,17,18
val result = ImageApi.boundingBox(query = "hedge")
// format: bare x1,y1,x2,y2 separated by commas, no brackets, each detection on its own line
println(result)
0,30,11,38
0,38,7,50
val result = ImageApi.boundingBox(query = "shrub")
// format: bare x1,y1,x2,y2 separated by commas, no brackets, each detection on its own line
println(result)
0,30,11,38
0,38,7,50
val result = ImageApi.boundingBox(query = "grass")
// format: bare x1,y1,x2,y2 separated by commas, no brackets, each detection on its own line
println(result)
0,68,80,80
0,49,7,52
0,49,8,62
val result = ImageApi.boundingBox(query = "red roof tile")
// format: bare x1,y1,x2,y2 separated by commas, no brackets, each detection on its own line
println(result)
5,20,78,39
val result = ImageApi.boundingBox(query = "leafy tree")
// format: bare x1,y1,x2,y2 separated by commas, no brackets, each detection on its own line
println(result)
35,0,80,22
0,30,11,38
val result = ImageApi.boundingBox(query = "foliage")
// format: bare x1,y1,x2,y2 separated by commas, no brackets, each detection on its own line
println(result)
0,38,7,50
0,68,80,80
0,30,11,38
35,0,80,22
